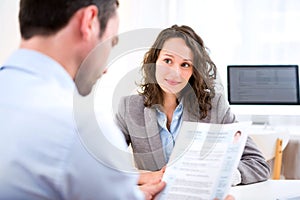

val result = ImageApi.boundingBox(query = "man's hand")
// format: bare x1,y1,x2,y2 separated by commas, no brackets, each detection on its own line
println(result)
138,166,166,199
138,166,166,185
225,195,235,200
139,181,166,200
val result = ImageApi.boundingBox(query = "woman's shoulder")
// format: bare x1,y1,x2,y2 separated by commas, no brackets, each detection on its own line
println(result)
211,89,225,103
119,94,146,113
210,89,231,111
211,79,226,102
120,94,144,104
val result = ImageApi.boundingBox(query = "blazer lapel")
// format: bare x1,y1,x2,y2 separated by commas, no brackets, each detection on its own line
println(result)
182,107,211,123
182,107,198,122
144,107,166,169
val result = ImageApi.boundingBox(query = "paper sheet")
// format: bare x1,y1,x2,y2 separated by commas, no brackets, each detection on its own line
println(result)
156,122,248,200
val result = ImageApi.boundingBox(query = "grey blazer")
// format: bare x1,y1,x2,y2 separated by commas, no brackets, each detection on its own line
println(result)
115,93,270,185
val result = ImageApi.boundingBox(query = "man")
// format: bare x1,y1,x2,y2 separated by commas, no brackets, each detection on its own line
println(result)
0,0,164,199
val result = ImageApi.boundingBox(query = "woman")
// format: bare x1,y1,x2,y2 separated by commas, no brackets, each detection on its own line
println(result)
115,25,270,186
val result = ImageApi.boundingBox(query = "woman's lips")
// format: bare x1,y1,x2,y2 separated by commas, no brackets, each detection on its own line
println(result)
166,79,180,86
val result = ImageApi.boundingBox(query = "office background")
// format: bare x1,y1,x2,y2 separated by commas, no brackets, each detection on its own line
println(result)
1,0,300,116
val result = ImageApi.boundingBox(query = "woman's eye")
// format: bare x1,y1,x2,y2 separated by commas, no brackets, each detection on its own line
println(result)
164,59,172,64
182,63,191,68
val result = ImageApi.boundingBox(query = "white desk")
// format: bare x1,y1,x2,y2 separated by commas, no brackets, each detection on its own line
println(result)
230,180,300,200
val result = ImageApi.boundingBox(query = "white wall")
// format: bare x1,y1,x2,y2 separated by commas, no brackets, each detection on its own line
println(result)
1,0,300,118
115,0,300,118
2,0,300,72
0,0,20,64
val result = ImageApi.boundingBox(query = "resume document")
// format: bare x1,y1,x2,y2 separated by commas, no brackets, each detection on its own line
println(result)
156,122,248,200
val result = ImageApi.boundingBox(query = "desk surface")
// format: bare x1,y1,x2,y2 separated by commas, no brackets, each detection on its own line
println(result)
230,180,300,200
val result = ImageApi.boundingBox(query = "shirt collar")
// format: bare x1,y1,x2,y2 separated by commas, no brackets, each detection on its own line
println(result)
155,99,184,122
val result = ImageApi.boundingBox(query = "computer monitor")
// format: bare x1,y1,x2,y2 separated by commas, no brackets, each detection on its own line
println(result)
227,65,300,105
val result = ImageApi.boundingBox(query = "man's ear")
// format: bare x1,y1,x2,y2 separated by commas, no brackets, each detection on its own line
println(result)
79,5,99,41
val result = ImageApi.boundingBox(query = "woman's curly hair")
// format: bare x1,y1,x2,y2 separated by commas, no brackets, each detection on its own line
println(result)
139,25,217,119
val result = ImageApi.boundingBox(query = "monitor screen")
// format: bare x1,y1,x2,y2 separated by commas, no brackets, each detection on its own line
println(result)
227,65,300,105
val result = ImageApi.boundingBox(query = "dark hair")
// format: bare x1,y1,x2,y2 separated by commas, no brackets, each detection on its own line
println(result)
139,25,217,119
19,0,119,39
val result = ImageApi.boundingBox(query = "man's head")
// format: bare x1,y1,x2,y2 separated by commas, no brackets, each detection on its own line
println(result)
19,0,120,96
19,0,119,40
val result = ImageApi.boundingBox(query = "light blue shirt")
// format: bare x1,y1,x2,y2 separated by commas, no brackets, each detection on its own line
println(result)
156,101,183,162
0,49,143,200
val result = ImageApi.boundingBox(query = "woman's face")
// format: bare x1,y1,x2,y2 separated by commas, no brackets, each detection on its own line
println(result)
155,37,193,95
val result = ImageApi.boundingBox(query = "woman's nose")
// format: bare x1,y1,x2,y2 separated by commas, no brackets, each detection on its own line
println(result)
171,64,181,76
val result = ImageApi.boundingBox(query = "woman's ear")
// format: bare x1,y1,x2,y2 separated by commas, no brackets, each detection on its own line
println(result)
79,5,99,41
